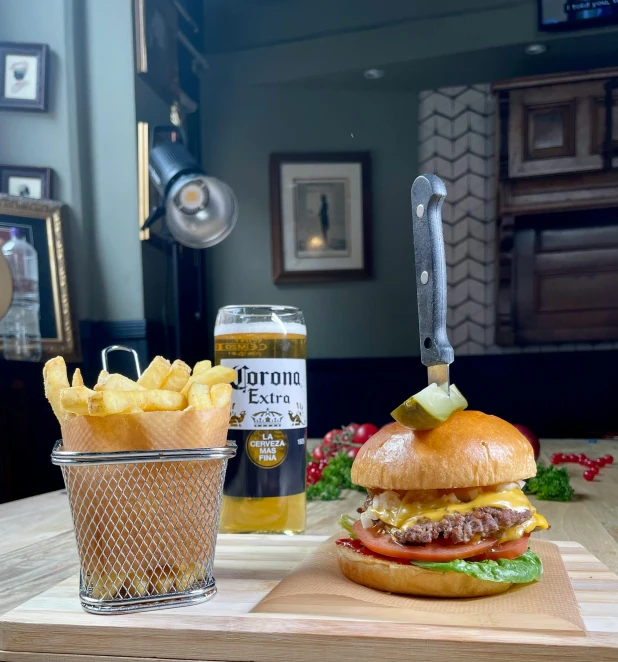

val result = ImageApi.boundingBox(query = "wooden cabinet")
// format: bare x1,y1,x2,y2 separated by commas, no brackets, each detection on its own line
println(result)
512,210,618,344
507,81,618,178
494,68,618,346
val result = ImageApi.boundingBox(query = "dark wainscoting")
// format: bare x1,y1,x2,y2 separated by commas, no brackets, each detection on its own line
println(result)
307,350,618,440
0,319,147,504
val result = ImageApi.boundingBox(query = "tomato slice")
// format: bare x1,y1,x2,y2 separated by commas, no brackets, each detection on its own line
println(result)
352,520,496,562
468,534,530,562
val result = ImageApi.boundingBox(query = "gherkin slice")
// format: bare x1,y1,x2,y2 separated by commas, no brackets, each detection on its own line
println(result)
391,383,467,430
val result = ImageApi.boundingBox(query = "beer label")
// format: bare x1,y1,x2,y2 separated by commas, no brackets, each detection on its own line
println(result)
220,358,307,431
224,428,306,498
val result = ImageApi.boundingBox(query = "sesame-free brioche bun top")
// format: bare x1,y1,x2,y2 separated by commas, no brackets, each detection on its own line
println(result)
351,411,536,491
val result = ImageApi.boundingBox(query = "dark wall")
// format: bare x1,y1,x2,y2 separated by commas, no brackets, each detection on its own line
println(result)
307,350,618,439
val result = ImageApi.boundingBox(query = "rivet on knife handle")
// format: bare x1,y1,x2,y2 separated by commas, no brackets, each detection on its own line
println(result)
411,174,453,388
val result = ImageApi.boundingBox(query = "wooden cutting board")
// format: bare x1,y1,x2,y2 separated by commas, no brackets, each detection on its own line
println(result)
1,535,617,662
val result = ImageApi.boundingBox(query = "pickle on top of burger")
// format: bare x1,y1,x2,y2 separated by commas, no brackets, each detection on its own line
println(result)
337,407,549,598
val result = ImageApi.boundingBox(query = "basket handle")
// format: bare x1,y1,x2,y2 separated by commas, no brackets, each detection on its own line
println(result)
101,345,142,379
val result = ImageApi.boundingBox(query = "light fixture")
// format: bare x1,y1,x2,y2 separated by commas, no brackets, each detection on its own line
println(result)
142,125,239,357
525,43,547,55
363,68,385,80
143,125,238,249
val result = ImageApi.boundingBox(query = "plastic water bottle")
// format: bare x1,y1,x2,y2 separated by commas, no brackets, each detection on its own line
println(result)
1,228,42,361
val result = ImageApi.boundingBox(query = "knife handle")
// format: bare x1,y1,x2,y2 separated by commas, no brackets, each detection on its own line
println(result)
411,174,454,368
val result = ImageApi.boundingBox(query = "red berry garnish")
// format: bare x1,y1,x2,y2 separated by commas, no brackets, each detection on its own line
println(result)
551,453,561,464
583,470,595,481
578,453,587,461
567,453,578,462
578,457,588,465
603,454,614,464
590,466,599,475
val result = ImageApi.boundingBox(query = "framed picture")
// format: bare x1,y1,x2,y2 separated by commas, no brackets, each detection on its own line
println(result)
270,152,372,283
0,166,52,199
134,0,179,105
0,42,48,111
0,195,79,360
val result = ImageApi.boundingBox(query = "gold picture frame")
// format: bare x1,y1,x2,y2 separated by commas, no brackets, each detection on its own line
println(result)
0,194,79,361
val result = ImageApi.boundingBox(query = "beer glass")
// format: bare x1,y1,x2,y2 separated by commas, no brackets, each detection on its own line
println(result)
215,305,307,533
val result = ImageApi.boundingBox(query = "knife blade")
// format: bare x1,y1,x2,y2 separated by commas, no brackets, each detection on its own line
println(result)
411,174,453,392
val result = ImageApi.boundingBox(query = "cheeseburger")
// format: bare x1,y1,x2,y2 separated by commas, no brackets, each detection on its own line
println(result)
337,411,549,597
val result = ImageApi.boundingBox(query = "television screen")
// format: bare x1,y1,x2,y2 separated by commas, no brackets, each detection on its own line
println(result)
539,0,618,30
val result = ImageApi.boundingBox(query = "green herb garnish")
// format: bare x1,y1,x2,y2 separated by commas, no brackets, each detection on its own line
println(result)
524,462,574,501
306,452,365,500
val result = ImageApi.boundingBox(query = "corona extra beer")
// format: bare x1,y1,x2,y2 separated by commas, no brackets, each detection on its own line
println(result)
215,305,307,533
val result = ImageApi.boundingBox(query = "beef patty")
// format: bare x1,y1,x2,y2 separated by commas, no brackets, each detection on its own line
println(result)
357,498,532,544
388,507,532,544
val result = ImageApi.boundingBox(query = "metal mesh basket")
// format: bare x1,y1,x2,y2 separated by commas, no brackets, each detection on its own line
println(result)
52,440,236,614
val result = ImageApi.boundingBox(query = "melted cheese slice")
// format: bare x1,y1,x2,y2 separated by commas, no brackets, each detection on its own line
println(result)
370,487,549,537
500,512,549,542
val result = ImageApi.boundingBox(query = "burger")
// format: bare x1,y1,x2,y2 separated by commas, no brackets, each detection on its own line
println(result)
336,411,549,598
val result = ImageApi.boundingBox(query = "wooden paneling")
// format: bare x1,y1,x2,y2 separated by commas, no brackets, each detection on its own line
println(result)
513,211,618,343
498,171,618,216
524,102,575,160
591,96,618,155
508,82,611,178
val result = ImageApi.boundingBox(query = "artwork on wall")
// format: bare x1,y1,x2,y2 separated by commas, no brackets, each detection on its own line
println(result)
134,0,179,104
0,166,52,199
0,195,78,360
270,152,372,283
0,42,48,111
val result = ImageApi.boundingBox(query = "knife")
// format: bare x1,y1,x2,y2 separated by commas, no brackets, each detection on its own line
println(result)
411,174,454,393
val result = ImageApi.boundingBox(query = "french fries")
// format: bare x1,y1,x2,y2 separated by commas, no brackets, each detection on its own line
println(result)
44,355,233,423
60,386,96,416
192,365,237,387
72,368,84,388
161,359,191,392
43,356,71,424
90,572,127,600
88,390,147,416
95,372,145,392
126,572,150,598
95,370,110,388
193,360,211,376
210,383,232,409
141,389,186,412
181,365,237,396
187,382,213,410
137,356,171,389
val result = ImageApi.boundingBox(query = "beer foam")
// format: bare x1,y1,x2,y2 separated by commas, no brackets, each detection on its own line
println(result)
214,322,306,337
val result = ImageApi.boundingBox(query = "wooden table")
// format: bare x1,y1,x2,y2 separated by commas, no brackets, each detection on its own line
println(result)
1,439,617,618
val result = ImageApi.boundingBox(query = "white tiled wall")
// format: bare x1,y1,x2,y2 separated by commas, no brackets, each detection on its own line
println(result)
418,84,618,355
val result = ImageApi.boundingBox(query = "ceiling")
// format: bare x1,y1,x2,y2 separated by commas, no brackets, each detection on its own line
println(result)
287,31,618,90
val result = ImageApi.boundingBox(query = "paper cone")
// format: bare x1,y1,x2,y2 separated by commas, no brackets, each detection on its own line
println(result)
61,407,229,452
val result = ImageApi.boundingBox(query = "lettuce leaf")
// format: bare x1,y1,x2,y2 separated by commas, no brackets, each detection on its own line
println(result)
411,549,542,584
338,514,358,539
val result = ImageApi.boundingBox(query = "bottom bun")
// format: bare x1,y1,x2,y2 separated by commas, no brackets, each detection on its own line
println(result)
336,544,513,598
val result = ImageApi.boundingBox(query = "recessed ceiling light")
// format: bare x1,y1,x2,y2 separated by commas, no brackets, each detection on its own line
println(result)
525,43,547,55
363,68,385,80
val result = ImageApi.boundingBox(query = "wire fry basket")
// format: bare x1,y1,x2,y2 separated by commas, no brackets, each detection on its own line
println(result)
52,439,236,614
